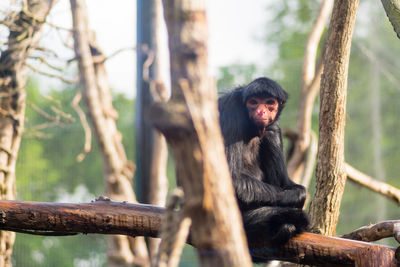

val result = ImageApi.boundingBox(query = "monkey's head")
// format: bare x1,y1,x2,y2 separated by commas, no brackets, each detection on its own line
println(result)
242,77,288,129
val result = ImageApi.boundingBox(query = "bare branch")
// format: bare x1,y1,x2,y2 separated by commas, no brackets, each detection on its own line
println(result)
102,46,135,63
301,0,333,91
45,20,72,32
345,163,400,205
342,220,400,243
71,91,92,162
28,56,64,72
27,63,77,83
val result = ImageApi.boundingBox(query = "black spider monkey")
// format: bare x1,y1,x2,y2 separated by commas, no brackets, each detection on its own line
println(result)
218,77,309,250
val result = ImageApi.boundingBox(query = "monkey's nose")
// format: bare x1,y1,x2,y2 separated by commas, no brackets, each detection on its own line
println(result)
257,110,266,116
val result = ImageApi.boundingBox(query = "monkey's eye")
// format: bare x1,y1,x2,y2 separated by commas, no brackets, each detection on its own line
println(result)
246,98,259,108
266,99,278,105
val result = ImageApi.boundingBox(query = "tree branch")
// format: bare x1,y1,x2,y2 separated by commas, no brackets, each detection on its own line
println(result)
345,163,400,205
0,200,398,266
341,220,400,243
0,199,163,237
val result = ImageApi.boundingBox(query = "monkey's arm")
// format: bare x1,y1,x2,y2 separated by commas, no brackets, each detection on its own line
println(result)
232,173,307,209
232,174,283,206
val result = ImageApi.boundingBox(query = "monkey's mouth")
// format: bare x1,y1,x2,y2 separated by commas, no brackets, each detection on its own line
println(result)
254,117,269,122
254,118,271,126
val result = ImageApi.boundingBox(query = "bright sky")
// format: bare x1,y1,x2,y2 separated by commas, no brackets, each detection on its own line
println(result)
43,0,269,98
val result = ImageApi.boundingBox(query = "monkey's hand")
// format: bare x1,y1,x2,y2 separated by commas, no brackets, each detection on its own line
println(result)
269,208,310,246
279,185,306,209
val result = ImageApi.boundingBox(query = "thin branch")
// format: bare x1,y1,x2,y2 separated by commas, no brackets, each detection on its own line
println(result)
50,106,75,122
33,47,62,60
102,46,135,63
71,91,92,162
27,102,59,121
27,63,77,83
68,46,135,65
345,163,400,205
28,56,64,72
342,220,400,243
45,20,72,32
301,0,333,91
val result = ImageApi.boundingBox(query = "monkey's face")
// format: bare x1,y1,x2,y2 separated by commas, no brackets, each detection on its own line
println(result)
246,96,279,128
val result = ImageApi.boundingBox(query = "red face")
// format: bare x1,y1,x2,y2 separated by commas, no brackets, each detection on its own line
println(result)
246,96,279,128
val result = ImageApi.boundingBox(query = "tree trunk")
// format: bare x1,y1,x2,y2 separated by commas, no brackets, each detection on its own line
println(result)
70,0,149,265
309,0,359,236
0,1,56,265
150,1,253,266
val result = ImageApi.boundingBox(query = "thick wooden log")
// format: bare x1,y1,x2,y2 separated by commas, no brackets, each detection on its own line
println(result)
0,200,398,266
0,199,163,237
250,232,398,266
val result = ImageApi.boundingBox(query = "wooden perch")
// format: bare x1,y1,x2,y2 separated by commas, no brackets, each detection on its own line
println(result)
0,200,398,266
0,199,163,237
251,232,399,266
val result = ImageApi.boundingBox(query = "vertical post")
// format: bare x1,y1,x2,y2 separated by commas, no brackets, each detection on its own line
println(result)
136,0,155,203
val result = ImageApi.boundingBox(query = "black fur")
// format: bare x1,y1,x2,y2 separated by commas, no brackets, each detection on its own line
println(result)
218,77,309,251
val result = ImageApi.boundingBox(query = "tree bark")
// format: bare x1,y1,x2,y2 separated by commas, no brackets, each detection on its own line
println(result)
309,0,359,236
0,200,163,237
70,0,149,265
0,1,56,265
150,1,253,266
0,200,398,266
